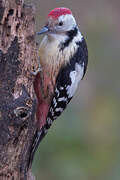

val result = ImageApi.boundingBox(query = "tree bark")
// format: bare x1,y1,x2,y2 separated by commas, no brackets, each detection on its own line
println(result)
0,0,38,179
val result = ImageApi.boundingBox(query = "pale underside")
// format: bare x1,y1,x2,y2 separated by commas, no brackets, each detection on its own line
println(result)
38,31,83,98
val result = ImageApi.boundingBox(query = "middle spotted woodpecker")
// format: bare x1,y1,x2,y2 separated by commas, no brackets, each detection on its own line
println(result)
31,7,88,162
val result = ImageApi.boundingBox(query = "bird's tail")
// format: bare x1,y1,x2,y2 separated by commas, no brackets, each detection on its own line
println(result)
29,125,49,166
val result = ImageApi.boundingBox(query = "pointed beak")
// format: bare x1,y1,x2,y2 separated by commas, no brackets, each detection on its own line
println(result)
37,26,49,35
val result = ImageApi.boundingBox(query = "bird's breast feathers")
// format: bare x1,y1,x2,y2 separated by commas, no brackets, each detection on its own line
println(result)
38,32,87,98
38,34,79,68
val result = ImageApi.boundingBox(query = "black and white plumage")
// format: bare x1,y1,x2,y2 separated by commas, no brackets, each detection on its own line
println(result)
30,7,88,164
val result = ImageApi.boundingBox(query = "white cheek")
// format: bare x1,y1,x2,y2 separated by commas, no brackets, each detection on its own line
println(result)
59,14,76,31
66,63,84,98
48,33,67,42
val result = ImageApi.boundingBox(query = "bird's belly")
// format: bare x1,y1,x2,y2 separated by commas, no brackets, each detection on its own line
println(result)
33,72,53,129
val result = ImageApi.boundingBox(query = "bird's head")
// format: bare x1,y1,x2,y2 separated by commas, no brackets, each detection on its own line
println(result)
37,7,77,37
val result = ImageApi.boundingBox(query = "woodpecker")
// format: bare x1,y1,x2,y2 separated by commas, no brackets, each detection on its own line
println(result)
31,7,88,162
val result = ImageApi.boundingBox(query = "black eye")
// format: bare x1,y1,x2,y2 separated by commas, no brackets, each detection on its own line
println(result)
59,21,63,26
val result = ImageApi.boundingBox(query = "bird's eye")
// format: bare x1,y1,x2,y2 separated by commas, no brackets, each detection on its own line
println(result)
58,21,63,26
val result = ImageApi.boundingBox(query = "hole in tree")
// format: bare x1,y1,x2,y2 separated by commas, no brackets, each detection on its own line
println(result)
8,9,14,15
5,17,8,22
16,10,18,17
14,107,30,119
16,23,20,31
21,12,24,18
19,111,28,118
8,25,11,29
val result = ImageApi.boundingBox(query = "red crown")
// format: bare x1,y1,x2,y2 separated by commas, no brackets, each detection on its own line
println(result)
48,7,72,19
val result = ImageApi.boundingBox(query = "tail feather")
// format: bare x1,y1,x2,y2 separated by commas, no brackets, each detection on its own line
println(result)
29,127,47,164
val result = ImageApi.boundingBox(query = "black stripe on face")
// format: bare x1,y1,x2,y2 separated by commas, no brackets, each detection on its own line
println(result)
59,27,78,51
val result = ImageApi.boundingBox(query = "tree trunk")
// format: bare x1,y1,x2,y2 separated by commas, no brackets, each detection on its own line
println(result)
0,0,38,179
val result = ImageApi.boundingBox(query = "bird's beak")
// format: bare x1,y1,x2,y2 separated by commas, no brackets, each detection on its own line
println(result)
37,26,49,35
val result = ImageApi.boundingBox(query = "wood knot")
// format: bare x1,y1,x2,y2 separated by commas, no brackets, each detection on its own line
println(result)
14,107,30,120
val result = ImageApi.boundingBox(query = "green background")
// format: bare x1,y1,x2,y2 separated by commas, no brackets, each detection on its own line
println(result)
25,0,120,179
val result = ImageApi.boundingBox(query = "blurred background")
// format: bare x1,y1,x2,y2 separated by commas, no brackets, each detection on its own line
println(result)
25,0,120,179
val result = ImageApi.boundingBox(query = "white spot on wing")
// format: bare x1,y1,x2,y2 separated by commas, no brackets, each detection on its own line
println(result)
53,97,57,107
58,97,67,102
47,117,53,125
60,86,64,90
55,108,63,112
50,107,54,116
67,63,84,98
55,88,60,97
43,127,48,134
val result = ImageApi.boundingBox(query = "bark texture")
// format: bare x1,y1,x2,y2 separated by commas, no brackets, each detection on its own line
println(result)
0,0,38,179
